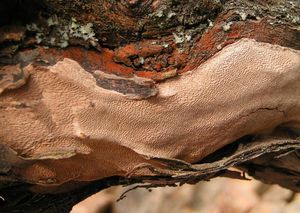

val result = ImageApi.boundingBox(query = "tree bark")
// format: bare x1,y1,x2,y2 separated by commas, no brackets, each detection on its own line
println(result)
0,0,300,212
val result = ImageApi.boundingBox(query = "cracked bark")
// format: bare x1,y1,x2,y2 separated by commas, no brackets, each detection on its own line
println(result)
0,0,300,212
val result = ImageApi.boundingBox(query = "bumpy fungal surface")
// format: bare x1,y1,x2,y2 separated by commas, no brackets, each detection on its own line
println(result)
1,39,300,191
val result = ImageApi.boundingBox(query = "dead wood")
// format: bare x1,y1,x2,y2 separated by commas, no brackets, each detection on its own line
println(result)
0,0,300,212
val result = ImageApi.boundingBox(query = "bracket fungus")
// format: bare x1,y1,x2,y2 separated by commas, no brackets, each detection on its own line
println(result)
1,38,300,192
1,0,300,211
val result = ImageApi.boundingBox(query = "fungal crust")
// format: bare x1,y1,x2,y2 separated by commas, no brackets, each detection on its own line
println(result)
1,39,300,187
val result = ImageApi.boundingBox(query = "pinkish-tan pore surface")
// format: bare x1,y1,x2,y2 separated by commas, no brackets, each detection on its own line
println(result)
1,39,300,188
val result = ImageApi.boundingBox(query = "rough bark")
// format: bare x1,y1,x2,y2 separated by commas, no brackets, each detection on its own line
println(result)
0,0,300,212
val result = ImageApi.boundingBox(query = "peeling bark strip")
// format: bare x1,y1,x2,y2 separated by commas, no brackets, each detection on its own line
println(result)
93,71,158,99
1,136,300,212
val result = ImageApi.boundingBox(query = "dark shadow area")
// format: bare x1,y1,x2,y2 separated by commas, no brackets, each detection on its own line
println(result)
199,135,255,164
0,176,128,213
0,0,42,26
